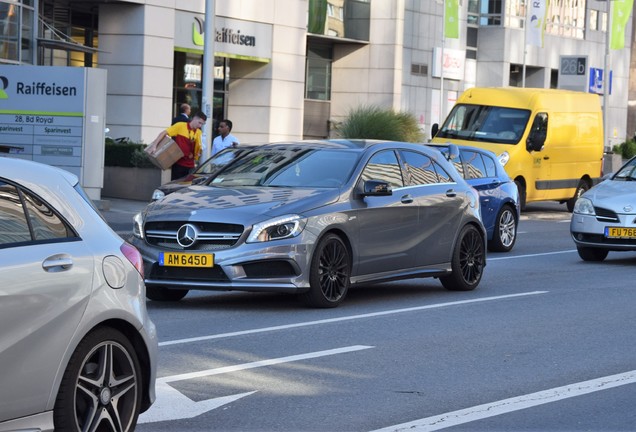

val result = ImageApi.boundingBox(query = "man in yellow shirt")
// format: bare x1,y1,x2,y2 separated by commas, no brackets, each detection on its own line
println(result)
154,111,207,180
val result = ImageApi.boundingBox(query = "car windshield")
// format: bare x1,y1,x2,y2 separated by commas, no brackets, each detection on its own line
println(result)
195,148,244,175
613,158,636,181
436,104,530,145
209,147,360,188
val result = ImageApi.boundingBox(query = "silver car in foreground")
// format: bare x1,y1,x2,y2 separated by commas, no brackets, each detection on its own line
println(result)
132,140,487,308
571,155,636,261
0,158,157,431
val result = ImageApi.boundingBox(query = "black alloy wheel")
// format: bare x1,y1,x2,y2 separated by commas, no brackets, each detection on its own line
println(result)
302,233,351,308
441,224,485,291
54,327,142,432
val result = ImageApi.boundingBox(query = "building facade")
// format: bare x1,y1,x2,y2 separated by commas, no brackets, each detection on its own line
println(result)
0,0,633,152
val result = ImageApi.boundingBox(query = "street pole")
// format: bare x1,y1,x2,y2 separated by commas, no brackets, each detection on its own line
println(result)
201,0,215,161
603,0,611,151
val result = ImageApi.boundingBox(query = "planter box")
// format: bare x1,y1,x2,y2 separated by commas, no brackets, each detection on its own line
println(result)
102,166,170,201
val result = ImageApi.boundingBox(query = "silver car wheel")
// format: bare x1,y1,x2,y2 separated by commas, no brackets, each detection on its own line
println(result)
488,205,517,252
55,328,142,432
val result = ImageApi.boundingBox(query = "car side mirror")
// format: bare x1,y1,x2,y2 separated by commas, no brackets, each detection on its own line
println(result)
526,130,546,152
359,179,392,197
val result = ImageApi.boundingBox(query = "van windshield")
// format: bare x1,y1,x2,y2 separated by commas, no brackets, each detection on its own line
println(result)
436,104,531,145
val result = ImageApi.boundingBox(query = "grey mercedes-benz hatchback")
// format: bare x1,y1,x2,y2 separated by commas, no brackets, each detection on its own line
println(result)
131,140,487,307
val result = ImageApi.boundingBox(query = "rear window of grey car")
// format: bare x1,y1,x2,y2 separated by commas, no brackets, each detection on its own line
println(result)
0,181,76,247
400,150,453,185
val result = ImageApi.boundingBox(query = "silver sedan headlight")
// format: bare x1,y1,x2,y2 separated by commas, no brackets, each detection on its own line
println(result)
573,197,595,215
247,214,307,243
133,212,144,239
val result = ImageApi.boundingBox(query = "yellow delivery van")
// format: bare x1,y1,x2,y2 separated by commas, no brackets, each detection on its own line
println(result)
431,87,604,211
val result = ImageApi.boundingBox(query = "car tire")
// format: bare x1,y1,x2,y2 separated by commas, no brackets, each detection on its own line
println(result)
440,224,485,291
301,233,351,308
146,285,189,301
566,180,589,212
515,179,526,212
488,204,517,252
577,246,608,262
54,327,142,432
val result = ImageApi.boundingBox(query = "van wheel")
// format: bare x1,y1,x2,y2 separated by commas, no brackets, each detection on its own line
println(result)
566,180,589,212
514,180,526,212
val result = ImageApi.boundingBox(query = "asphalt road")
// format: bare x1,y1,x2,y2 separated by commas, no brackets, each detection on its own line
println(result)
103,200,636,431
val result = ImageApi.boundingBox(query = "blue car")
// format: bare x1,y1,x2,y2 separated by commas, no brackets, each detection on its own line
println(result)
430,144,520,252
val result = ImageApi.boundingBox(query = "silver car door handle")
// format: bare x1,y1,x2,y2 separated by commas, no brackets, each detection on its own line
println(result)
42,255,73,272
401,195,414,204
446,189,457,197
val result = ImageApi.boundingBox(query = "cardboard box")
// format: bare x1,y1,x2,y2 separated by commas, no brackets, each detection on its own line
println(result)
144,136,184,170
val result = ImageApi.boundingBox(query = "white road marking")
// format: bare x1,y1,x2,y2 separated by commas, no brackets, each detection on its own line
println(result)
159,345,374,384
489,250,576,261
370,370,636,432
139,345,373,424
159,292,547,347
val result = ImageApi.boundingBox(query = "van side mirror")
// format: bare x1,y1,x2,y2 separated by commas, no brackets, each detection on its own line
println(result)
526,130,546,152
431,123,439,138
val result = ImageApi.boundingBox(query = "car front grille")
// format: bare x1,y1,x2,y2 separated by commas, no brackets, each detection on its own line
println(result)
144,221,244,250
594,207,620,223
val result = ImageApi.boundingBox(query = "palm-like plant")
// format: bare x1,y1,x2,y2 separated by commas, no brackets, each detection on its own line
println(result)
335,105,424,142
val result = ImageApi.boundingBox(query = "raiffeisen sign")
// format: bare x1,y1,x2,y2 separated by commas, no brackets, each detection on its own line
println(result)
175,11,272,63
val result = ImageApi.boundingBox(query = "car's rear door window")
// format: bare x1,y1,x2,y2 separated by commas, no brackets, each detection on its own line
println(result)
0,181,74,247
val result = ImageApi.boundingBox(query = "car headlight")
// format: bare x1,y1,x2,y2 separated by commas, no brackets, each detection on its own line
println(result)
247,214,306,243
573,197,595,215
498,151,510,166
151,189,165,201
133,212,144,239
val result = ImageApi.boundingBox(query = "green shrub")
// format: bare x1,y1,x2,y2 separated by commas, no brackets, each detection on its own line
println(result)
612,139,636,160
104,141,155,168
335,105,424,142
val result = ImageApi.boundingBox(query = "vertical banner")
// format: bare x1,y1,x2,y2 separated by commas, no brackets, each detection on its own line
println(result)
610,0,634,50
444,0,459,39
526,0,547,47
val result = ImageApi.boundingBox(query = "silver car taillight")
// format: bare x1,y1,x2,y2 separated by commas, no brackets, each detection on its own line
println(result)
121,242,144,277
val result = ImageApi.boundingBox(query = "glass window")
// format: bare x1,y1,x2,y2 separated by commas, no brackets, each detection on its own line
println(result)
461,150,492,179
305,45,332,101
545,0,586,39
0,182,31,245
0,181,74,246
361,150,404,189
401,151,439,185
0,3,19,62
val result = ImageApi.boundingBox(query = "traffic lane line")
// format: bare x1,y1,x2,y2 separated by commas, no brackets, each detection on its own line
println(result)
370,369,636,432
158,291,548,347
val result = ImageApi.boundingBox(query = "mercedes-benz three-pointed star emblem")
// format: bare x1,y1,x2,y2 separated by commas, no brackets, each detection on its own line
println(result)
176,224,198,247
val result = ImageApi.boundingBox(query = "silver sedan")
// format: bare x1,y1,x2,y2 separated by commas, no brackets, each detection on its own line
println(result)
571,155,636,261
0,158,157,432
132,140,487,308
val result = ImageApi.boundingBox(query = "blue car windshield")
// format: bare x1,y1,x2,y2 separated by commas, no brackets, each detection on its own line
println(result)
436,104,530,145
209,148,359,188
613,158,636,181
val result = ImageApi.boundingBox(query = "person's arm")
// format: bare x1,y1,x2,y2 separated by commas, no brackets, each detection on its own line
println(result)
147,130,169,153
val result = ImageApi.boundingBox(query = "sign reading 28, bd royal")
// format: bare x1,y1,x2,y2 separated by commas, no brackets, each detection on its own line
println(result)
0,66,84,163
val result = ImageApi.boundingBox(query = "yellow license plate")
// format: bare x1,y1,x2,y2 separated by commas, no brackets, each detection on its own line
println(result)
605,227,636,239
159,252,214,267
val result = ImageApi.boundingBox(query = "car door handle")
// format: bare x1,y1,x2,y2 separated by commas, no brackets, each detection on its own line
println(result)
401,195,414,204
446,189,457,197
42,254,73,272
543,156,550,160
